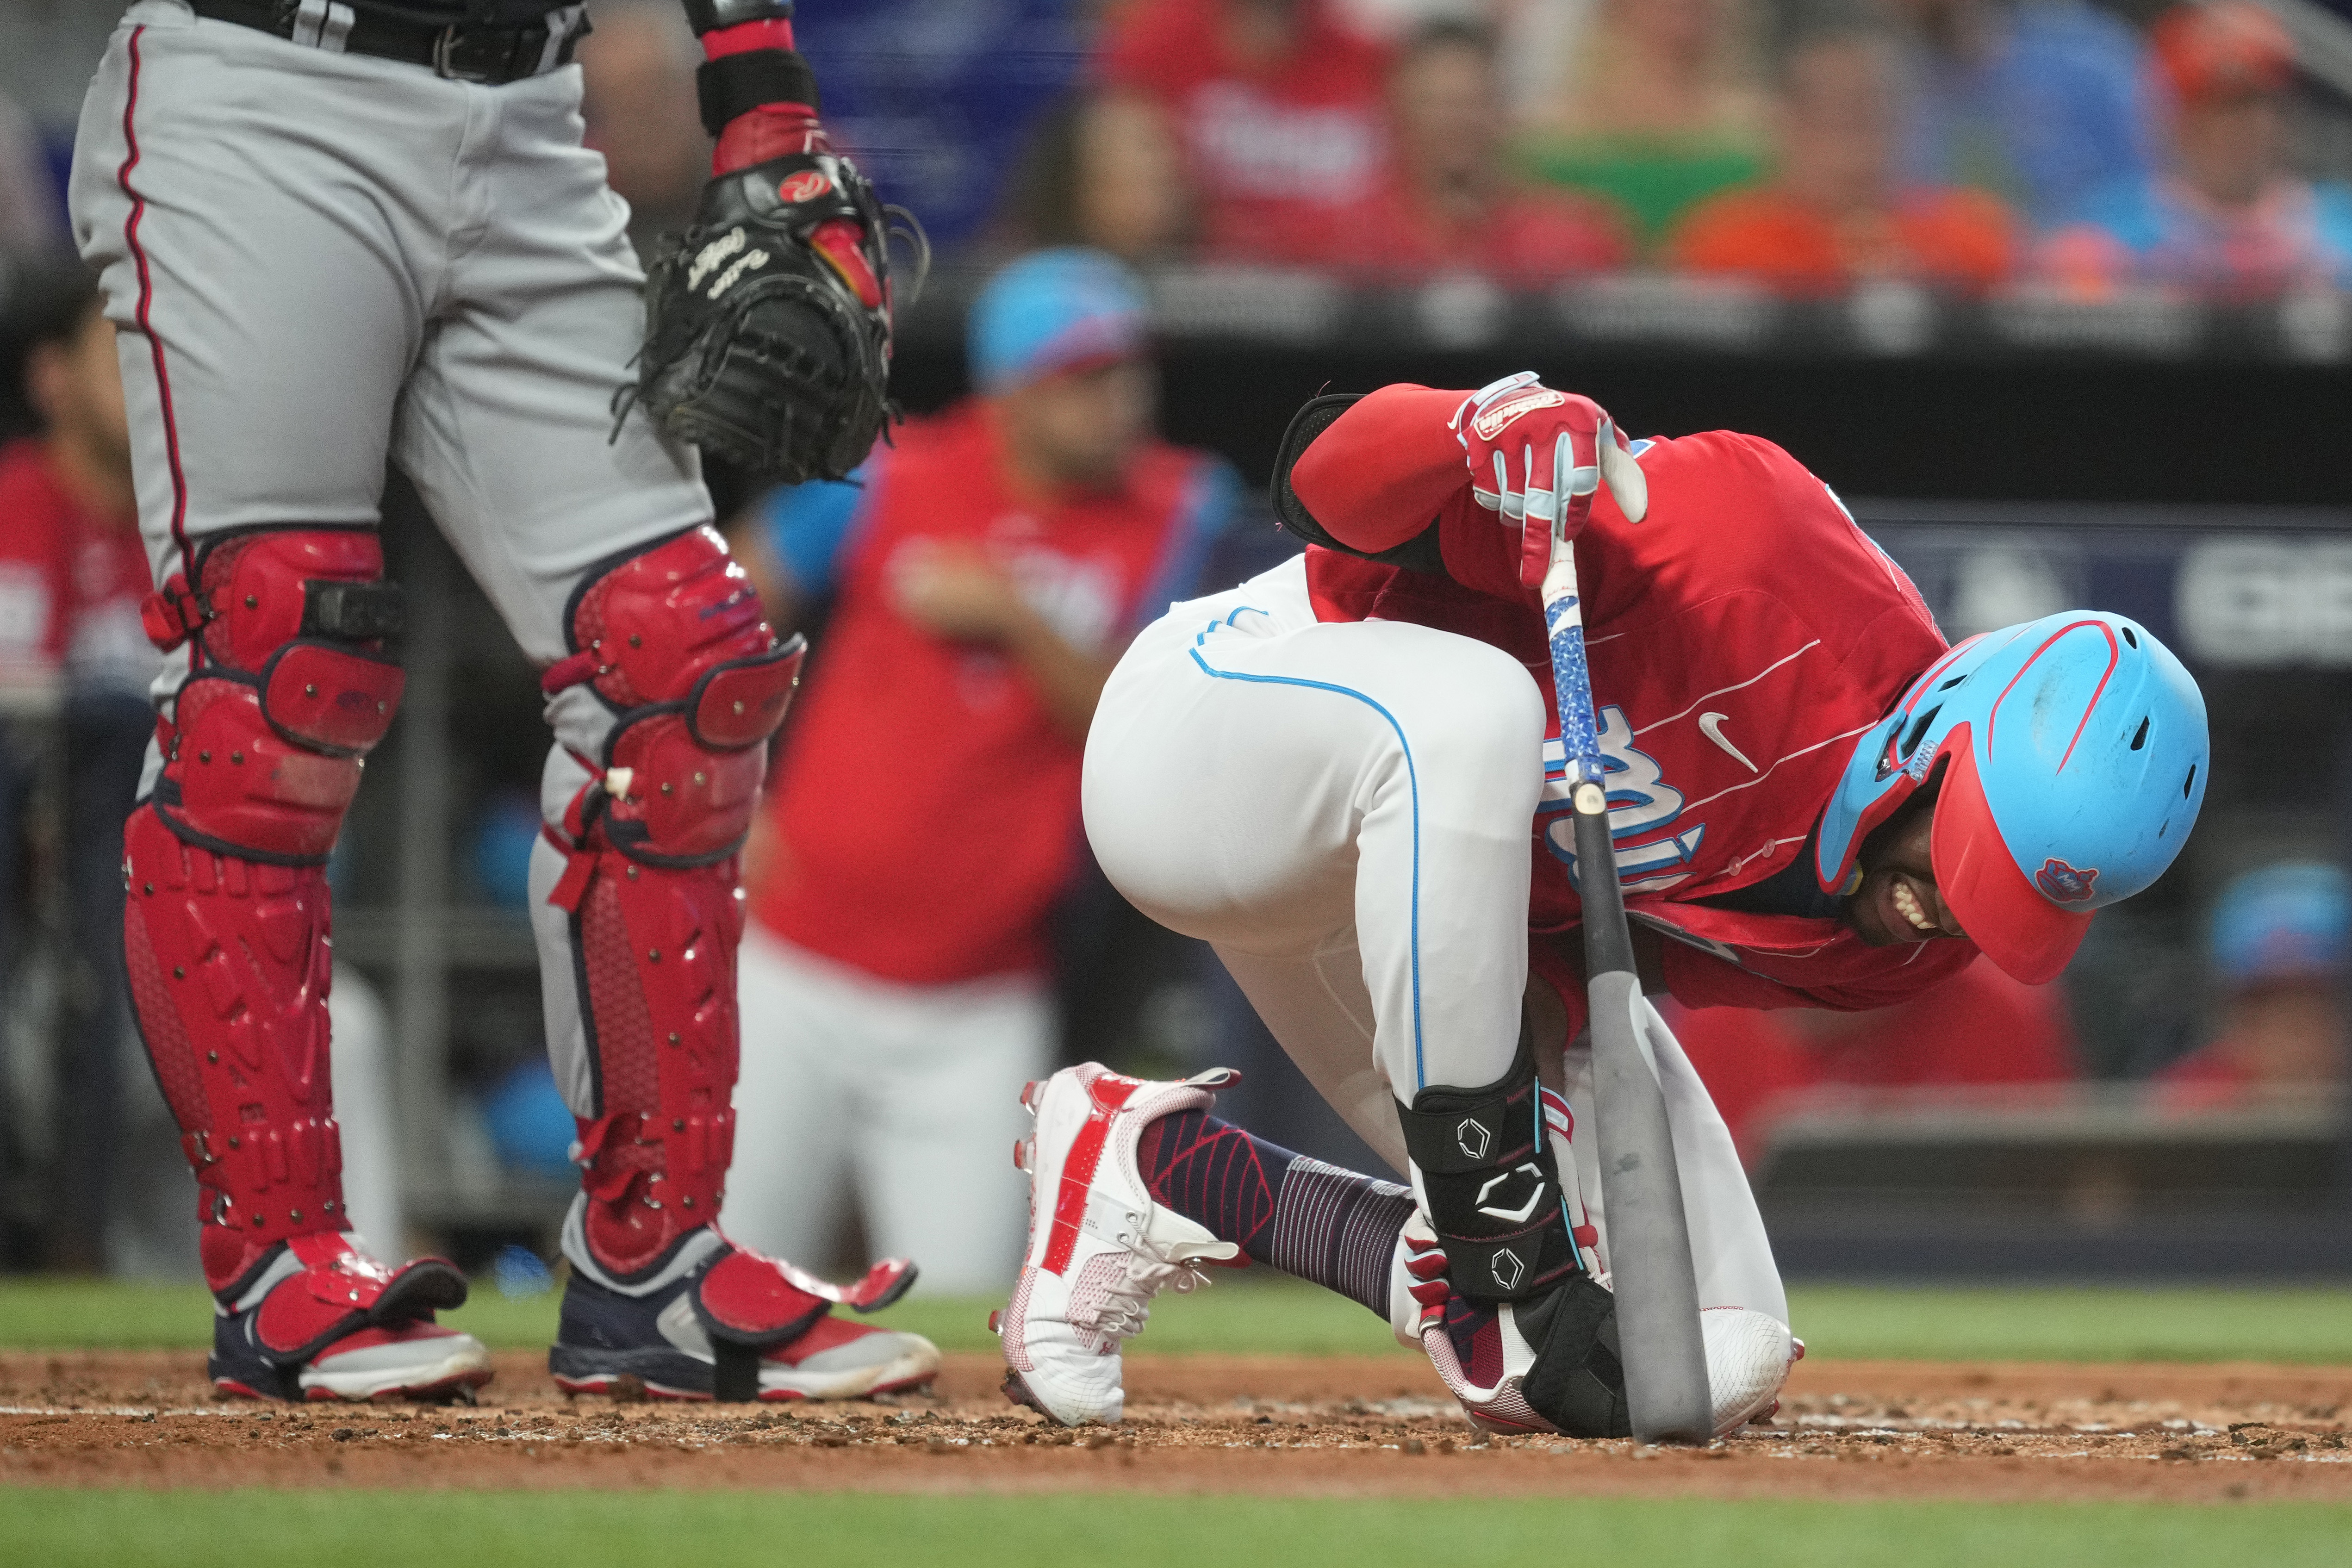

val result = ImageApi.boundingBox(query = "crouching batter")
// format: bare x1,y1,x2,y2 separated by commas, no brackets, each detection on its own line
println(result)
995,377,2210,1436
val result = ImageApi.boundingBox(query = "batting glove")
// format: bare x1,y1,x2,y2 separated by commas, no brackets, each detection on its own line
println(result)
1450,372,1649,589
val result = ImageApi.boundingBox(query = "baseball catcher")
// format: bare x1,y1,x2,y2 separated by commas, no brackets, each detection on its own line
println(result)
996,376,2210,1436
73,0,927,1400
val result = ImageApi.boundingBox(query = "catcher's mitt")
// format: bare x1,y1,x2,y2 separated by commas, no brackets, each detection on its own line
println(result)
637,151,905,485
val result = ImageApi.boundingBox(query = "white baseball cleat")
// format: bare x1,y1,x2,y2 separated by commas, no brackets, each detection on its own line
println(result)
1703,1306,1802,1431
995,1063,1240,1425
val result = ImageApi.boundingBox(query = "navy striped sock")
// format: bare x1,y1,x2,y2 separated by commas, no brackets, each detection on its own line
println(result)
1137,1109,1413,1321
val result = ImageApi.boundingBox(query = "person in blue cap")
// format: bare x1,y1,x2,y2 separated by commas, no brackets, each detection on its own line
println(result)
721,249,1238,1292
2157,862,2350,1111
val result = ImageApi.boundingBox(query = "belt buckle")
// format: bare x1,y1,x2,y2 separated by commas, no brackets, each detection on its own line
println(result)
431,24,520,82
430,25,482,81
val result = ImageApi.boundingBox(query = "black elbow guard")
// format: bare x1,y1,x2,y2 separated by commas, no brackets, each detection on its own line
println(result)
1270,392,1446,576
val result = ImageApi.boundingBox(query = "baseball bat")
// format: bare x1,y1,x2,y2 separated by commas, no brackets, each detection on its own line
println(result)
1539,445,1713,1445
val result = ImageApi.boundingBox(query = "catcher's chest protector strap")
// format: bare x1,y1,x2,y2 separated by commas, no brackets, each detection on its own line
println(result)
123,527,400,1292
1396,1037,1584,1304
541,528,803,1278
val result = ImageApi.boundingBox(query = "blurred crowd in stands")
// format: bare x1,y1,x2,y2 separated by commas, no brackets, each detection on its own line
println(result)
1,1,2348,300
603,0,2352,299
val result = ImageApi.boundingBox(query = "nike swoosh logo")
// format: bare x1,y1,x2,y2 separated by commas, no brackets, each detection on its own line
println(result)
1698,711,1757,773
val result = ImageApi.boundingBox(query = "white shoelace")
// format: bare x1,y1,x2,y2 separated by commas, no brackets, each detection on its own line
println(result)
1085,1218,1219,1340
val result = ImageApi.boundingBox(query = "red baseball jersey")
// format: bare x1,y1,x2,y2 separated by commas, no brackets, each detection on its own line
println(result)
750,402,1233,985
1290,386,1982,1029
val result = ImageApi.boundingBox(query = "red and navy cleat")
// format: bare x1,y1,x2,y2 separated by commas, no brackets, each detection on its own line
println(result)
548,1224,936,1402
209,1233,491,1403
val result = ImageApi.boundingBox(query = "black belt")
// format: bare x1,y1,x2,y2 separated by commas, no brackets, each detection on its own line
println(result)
189,0,587,85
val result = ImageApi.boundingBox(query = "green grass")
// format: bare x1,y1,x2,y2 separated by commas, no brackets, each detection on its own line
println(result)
7,1276,2352,1363
10,1491,2351,1568
1785,1284,2352,1364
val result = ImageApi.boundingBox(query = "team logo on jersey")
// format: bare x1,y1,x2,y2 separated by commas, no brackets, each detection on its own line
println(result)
1471,387,1567,441
778,169,833,204
2035,858,2099,902
1540,704,1705,894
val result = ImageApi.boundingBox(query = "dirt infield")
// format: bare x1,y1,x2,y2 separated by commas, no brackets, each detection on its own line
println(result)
6,1350,2349,1501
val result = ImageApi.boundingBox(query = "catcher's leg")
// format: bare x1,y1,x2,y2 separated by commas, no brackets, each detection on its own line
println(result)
527,529,933,1400
122,529,488,1400
72,19,510,1396
386,87,934,1400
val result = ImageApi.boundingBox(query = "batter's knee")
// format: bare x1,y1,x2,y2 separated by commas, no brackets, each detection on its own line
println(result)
540,525,804,865
1377,628,1548,773
139,527,404,862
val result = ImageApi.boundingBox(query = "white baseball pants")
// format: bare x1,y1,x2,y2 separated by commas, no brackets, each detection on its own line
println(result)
722,927,1049,1295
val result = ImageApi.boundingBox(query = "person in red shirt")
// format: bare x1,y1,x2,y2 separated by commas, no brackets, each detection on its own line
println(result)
0,273,148,691
992,373,2206,1438
718,250,1235,1291
1666,962,2078,1160
1670,21,2016,295
1096,0,1392,265
0,267,151,1270
2155,862,2348,1112
1323,20,1630,286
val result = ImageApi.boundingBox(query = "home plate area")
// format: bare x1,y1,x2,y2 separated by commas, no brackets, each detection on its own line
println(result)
5,1351,2350,1502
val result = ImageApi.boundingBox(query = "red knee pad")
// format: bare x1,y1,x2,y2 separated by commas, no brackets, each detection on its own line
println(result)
145,528,404,863
545,526,803,865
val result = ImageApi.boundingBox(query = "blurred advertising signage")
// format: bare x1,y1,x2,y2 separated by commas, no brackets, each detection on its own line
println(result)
1861,513,2352,670
2175,539,2352,667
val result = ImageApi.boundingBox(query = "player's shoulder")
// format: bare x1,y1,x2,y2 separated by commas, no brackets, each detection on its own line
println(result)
1632,428,1940,642
854,402,989,494
1096,0,1216,89
0,436,51,492
1636,427,1830,511
1129,439,1239,512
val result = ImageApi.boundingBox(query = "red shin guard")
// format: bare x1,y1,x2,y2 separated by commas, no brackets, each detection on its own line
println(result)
542,528,803,1279
125,528,401,1294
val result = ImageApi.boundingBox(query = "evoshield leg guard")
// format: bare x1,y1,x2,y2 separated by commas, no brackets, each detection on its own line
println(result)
1395,1036,1630,1435
1395,1035,1583,1304
537,527,807,1282
123,528,408,1293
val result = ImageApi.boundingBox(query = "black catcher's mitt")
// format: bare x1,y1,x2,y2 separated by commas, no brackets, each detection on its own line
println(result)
638,151,898,484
